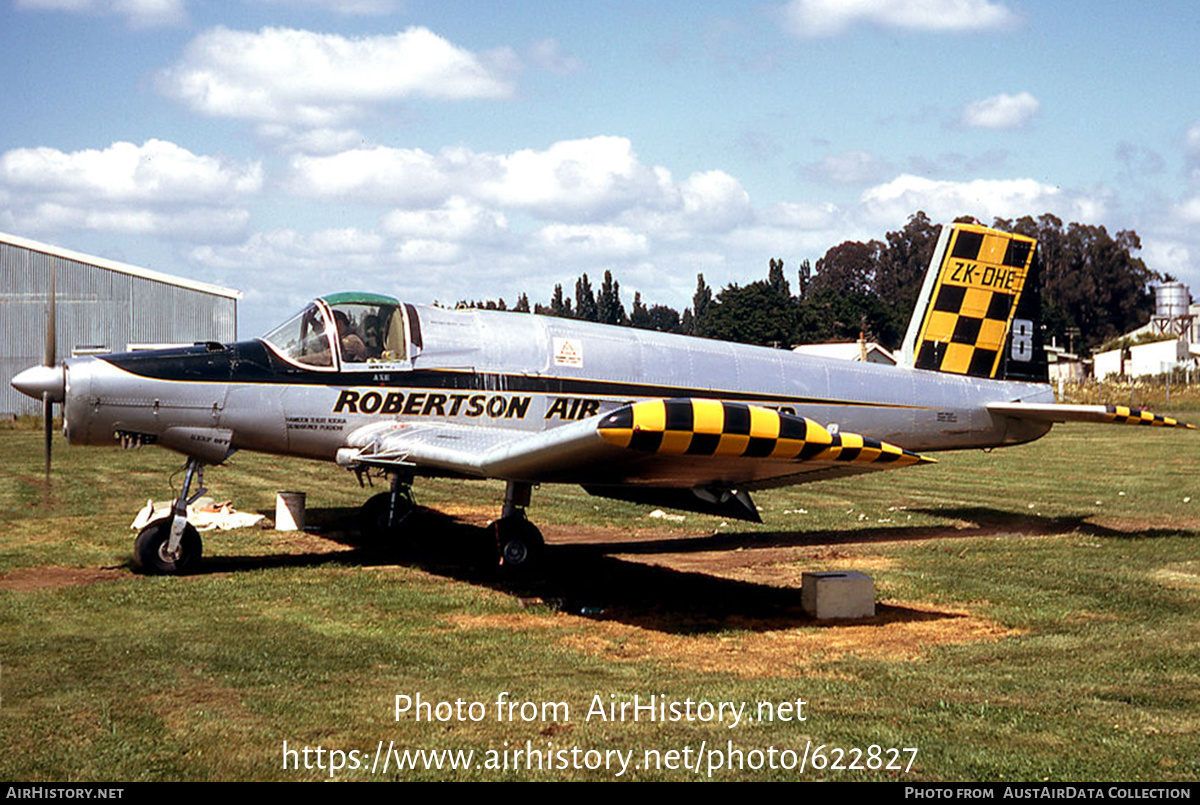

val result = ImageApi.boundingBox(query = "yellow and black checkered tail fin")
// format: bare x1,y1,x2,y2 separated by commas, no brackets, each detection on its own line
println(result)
901,222,1046,382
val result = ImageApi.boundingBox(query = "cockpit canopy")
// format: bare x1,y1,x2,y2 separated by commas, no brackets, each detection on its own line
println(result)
260,293,414,369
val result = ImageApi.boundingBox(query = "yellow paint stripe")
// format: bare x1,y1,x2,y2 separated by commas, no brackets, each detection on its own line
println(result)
749,406,780,439
715,433,750,456
659,430,694,454
692,399,724,434
634,399,666,432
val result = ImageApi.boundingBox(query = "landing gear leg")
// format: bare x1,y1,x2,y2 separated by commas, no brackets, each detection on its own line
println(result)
134,457,205,574
358,471,415,541
490,481,544,571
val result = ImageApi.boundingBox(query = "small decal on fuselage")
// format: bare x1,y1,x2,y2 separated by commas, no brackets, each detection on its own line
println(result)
286,416,347,432
333,389,531,419
553,337,583,368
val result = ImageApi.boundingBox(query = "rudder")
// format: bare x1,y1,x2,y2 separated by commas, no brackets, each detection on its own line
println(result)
901,222,1046,382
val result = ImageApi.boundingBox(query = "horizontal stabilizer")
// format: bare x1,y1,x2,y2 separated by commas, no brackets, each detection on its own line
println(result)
988,402,1194,429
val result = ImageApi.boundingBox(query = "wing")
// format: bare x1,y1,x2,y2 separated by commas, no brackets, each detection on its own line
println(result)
339,399,935,521
988,402,1194,429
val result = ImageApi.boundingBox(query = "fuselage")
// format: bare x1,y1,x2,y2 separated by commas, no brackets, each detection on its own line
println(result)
55,300,1055,470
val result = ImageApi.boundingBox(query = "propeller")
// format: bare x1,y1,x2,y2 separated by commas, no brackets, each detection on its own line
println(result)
43,259,55,481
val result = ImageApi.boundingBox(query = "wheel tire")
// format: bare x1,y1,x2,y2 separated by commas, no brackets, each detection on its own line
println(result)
494,517,544,572
357,491,414,540
134,517,202,575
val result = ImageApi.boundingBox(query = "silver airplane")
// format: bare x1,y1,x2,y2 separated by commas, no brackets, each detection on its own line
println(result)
10,222,1193,574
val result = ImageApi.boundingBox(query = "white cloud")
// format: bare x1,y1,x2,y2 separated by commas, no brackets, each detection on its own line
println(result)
287,146,460,205
805,150,888,184
759,200,841,231
531,224,649,259
0,139,260,239
189,228,385,272
1,139,262,202
857,174,1104,228
381,197,508,243
394,239,465,265
16,0,186,28
478,137,673,220
962,92,1040,130
287,136,682,221
158,26,517,127
1139,236,1191,281
257,124,366,155
527,39,583,75
13,203,249,239
781,0,1019,37
677,170,754,230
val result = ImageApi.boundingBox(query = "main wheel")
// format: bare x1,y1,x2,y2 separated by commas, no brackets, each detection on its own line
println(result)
357,491,415,540
492,517,544,572
134,517,202,575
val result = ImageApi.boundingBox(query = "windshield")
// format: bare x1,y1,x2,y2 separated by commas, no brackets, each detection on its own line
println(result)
260,303,336,367
327,301,406,365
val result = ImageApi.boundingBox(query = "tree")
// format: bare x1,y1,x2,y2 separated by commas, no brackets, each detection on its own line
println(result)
796,258,812,299
597,270,627,325
689,274,713,335
768,258,790,297
875,211,941,347
703,259,798,347
647,304,682,333
547,284,572,318
574,274,597,322
629,291,652,329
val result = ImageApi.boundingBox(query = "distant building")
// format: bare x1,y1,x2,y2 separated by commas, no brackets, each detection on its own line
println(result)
1047,344,1088,382
792,340,896,365
1,232,240,417
1090,282,1199,380
1094,337,1195,380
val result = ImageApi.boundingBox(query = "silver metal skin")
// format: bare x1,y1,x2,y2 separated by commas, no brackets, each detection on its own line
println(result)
48,309,1053,464
11,364,65,402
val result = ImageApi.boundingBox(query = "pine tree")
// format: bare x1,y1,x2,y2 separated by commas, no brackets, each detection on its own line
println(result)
574,274,598,322
597,270,627,325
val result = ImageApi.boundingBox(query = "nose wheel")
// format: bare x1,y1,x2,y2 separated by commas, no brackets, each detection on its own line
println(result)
134,517,202,574
133,457,206,575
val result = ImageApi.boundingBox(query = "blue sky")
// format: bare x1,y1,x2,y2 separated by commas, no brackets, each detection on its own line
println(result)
3,0,1200,337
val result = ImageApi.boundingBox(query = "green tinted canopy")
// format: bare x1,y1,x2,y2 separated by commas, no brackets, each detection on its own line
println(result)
319,291,400,307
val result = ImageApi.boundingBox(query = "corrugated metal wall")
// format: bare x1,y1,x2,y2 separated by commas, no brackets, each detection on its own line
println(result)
1,239,238,416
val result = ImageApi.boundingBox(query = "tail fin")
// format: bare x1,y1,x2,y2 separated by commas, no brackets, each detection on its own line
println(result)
900,222,1046,382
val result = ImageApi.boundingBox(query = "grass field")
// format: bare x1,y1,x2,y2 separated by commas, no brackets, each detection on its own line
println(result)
0,419,1197,782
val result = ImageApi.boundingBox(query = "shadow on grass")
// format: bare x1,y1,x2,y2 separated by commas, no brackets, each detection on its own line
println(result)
178,505,1005,635
588,506,1198,558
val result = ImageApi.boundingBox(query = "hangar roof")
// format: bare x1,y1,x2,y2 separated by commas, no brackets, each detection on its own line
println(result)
0,231,241,300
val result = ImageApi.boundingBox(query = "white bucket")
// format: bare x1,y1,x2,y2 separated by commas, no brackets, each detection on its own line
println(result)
275,491,306,531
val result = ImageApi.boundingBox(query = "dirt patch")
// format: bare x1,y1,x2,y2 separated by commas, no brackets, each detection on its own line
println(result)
0,565,127,591
572,602,1017,677
442,603,1018,678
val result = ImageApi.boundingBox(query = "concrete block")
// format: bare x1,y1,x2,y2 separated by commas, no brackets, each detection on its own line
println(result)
801,571,875,619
